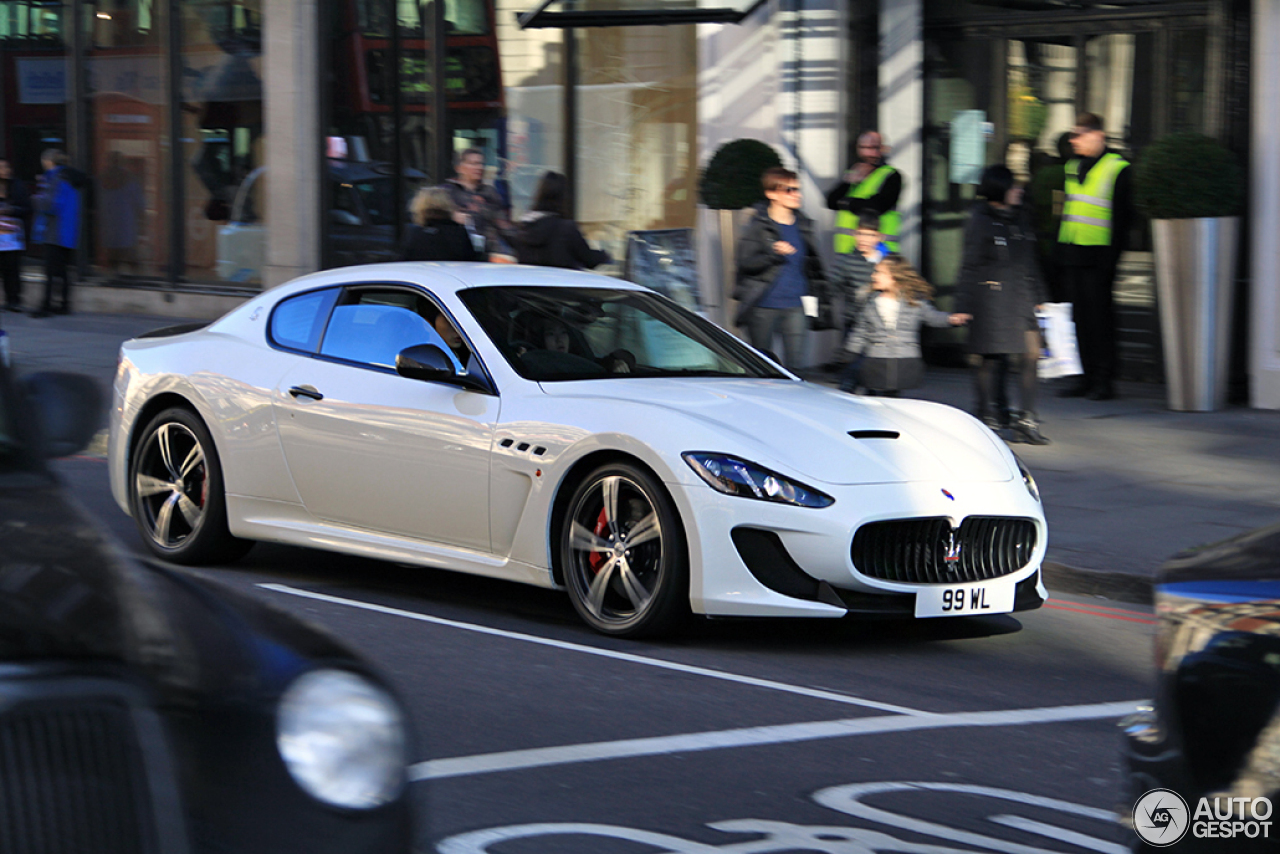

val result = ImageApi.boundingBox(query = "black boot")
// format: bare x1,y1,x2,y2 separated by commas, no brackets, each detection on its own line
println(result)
1012,411,1050,445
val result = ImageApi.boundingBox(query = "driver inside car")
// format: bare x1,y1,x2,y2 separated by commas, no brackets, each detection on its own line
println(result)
421,304,473,369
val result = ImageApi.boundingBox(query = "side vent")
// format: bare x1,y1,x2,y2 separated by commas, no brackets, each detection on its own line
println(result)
849,430,900,440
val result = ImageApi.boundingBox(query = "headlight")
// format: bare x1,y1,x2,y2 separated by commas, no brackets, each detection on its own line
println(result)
277,669,407,809
1015,455,1040,502
683,452,834,508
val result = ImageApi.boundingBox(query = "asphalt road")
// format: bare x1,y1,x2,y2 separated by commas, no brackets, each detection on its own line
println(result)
57,454,1154,854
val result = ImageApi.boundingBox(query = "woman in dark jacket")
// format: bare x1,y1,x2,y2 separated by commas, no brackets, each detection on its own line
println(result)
733,167,827,370
513,171,611,270
954,165,1050,444
402,186,483,262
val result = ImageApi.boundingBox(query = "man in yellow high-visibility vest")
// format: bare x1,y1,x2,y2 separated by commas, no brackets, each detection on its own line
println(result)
1055,112,1132,401
826,131,902,254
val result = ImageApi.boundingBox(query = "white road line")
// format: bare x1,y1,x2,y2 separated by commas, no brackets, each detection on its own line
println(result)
258,583,928,715
411,700,1140,782
990,815,1125,853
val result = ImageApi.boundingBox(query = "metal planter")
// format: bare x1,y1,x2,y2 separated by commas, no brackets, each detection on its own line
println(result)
1151,216,1239,411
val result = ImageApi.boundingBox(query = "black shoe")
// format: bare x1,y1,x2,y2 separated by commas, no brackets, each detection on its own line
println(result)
29,308,51,318
54,305,71,316
1086,385,1115,401
1012,416,1051,445
3,304,21,313
1057,379,1089,398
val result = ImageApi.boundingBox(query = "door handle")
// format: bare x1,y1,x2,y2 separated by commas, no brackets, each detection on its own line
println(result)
288,385,324,401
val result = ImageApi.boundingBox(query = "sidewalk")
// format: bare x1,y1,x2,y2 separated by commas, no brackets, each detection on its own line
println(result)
8,308,1280,604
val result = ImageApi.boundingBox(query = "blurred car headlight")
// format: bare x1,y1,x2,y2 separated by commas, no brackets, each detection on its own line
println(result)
683,452,834,508
277,669,407,809
1014,455,1040,503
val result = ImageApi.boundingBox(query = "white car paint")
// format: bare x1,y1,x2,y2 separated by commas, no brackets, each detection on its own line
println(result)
108,262,1048,627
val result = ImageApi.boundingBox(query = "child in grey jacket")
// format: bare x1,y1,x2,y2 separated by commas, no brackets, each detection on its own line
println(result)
845,255,968,395
832,210,887,391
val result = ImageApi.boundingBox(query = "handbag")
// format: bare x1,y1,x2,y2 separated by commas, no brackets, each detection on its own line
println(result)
1036,302,1083,379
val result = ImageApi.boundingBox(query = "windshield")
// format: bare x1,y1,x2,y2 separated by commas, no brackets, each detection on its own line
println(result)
459,286,788,382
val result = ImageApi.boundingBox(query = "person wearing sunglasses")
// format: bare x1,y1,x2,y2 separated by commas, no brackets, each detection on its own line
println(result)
733,167,828,370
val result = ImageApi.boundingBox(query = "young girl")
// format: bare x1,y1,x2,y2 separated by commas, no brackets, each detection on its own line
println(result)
844,255,967,395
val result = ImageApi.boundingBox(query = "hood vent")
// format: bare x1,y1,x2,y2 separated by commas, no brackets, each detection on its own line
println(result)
849,430,900,440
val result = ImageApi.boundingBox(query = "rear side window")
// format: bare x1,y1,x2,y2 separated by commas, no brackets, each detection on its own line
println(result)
269,288,340,352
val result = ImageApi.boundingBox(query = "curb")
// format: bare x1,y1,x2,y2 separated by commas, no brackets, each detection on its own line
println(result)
1042,561,1153,606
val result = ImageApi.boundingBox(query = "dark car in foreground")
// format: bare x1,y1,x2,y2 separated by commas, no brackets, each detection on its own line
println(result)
0,366,417,852
1123,523,1280,851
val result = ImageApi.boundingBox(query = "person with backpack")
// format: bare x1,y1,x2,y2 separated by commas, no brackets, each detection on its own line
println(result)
31,149,86,318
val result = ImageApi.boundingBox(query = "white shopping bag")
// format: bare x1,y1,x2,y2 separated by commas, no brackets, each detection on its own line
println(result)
1036,302,1083,379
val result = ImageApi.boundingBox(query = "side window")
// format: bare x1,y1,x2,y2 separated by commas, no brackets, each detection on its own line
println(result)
269,288,340,353
317,286,459,371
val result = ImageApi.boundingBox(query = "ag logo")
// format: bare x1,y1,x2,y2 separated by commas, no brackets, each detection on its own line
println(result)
1133,788,1190,846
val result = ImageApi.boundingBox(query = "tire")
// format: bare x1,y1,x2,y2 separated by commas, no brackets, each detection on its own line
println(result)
560,462,688,637
129,406,252,565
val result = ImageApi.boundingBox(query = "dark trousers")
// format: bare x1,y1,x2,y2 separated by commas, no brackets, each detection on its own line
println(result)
974,331,1041,422
0,251,21,307
1061,263,1116,389
746,306,807,371
43,244,74,311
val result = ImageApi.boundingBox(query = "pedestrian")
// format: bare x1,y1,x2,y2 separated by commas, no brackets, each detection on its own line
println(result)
0,159,30,312
513,171,612,271
953,165,1050,444
829,209,887,391
441,148,512,258
31,149,86,318
402,187,483,262
733,167,826,371
844,255,967,396
1055,112,1131,400
826,130,902,254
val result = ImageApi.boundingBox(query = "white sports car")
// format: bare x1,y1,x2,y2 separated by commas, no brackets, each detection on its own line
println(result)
108,262,1047,637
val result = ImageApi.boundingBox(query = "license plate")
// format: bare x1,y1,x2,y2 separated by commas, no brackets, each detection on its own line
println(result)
915,578,1016,618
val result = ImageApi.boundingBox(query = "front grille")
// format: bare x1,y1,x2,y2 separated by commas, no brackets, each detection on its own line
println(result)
851,516,1038,584
0,689,163,854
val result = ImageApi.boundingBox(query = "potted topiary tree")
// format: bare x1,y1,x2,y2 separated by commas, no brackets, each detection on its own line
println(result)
1134,133,1245,411
699,139,782,327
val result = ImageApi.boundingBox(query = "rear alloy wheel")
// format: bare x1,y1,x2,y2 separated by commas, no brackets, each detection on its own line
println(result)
130,407,251,565
561,462,687,637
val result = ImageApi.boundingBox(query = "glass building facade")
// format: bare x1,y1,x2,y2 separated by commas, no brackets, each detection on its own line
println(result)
0,0,698,289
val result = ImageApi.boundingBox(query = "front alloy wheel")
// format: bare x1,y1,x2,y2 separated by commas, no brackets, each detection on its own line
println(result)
130,407,250,564
561,463,687,637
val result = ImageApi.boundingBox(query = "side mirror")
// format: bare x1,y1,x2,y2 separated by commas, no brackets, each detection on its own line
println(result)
396,344,493,393
396,344,456,382
330,209,363,227
21,372,103,458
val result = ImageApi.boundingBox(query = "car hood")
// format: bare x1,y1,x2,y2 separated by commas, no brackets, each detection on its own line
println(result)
0,472,363,697
539,378,1014,485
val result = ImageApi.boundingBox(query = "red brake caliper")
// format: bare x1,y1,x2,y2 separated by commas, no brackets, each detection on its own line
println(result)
587,508,610,574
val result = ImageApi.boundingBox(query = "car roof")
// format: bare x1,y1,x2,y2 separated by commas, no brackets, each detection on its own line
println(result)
264,262,651,301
